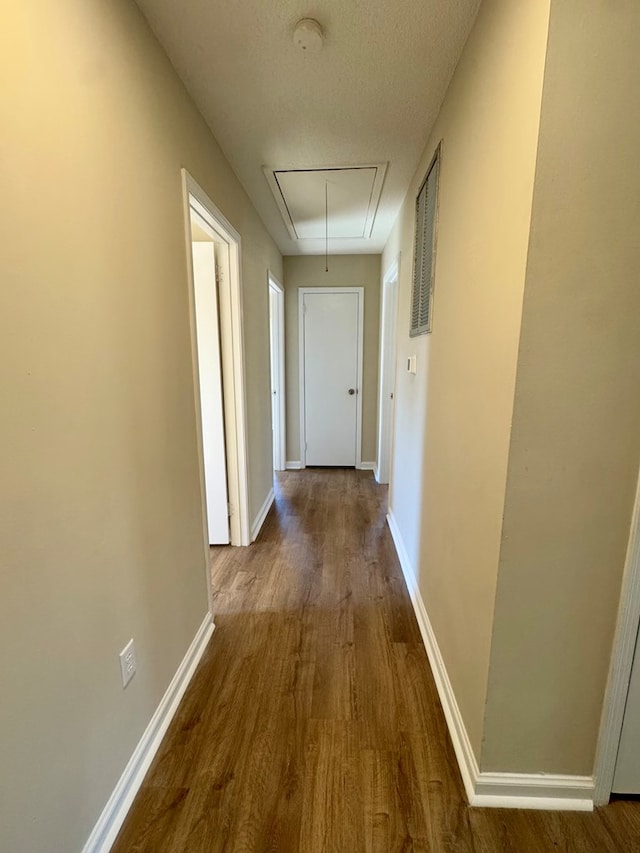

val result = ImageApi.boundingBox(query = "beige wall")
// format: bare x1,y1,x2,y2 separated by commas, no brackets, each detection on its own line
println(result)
482,0,640,775
283,255,381,465
381,0,550,758
0,1,280,851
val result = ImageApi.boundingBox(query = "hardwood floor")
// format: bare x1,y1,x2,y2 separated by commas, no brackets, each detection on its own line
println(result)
113,470,640,852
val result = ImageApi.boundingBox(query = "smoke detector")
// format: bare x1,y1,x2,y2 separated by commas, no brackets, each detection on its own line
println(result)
293,18,324,53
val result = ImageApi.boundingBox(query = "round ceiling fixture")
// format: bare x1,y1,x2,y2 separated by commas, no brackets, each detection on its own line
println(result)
293,18,324,53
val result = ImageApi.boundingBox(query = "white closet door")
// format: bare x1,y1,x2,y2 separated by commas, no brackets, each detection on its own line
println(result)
302,290,361,467
613,623,640,793
192,242,229,544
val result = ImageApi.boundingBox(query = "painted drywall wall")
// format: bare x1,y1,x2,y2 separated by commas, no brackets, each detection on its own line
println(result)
482,0,640,776
0,1,281,851
283,255,381,465
381,0,550,757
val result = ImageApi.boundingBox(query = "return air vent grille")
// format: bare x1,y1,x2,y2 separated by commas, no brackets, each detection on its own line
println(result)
410,147,440,336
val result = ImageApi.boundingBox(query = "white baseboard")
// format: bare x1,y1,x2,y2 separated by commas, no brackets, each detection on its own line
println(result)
251,487,275,542
358,461,376,471
374,466,390,485
82,614,215,853
386,509,594,812
473,773,594,811
285,460,302,470
386,510,479,802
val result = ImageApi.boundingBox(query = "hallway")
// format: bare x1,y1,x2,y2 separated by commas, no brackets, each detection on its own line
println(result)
113,471,640,852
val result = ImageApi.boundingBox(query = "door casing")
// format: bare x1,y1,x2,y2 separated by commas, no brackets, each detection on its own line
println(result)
181,169,251,570
268,271,286,472
376,256,400,484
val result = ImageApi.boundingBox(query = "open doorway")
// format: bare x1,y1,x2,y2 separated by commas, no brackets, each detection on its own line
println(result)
182,171,251,569
268,272,286,473
376,256,400,484
189,212,229,545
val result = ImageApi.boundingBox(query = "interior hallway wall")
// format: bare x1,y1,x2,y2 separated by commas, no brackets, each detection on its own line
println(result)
381,0,551,758
482,0,640,776
0,1,281,851
283,254,381,465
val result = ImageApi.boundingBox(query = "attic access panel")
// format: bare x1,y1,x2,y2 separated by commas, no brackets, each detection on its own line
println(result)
264,164,387,242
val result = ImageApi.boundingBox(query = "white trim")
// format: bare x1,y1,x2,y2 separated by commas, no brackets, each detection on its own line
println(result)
358,461,376,471
298,287,364,469
182,171,251,547
298,294,305,468
386,509,595,812
593,466,640,804
355,291,365,470
376,256,400,485
251,487,275,542
82,614,214,853
285,461,302,470
473,774,594,811
386,509,478,802
268,271,286,473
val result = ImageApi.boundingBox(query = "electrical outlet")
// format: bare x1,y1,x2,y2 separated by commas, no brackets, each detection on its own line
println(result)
119,639,137,688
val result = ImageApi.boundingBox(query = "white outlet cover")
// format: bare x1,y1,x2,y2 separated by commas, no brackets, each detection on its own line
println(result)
119,638,137,688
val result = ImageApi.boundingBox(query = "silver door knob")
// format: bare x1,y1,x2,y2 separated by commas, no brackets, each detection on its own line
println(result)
348,388,355,395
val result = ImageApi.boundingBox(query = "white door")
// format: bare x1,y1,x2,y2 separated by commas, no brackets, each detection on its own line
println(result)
612,623,640,793
191,240,229,545
301,289,363,467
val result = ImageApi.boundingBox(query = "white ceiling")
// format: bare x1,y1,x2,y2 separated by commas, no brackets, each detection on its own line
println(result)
136,0,481,256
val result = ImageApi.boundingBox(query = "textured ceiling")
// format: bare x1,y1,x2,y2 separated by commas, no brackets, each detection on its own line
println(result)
136,0,481,255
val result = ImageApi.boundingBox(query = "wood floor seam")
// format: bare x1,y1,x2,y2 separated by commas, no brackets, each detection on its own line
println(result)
112,470,640,853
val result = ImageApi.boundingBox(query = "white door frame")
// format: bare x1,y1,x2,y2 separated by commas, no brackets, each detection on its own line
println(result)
593,466,640,803
376,256,400,484
182,170,251,561
268,271,286,472
298,286,364,469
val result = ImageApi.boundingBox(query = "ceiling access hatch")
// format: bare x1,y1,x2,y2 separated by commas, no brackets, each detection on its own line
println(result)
264,164,387,242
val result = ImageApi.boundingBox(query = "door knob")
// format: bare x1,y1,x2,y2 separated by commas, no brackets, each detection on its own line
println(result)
348,388,355,395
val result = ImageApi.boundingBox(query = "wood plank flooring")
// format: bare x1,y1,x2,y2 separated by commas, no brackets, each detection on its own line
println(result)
113,470,640,852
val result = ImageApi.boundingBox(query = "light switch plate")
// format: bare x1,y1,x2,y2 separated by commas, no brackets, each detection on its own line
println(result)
119,639,137,688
